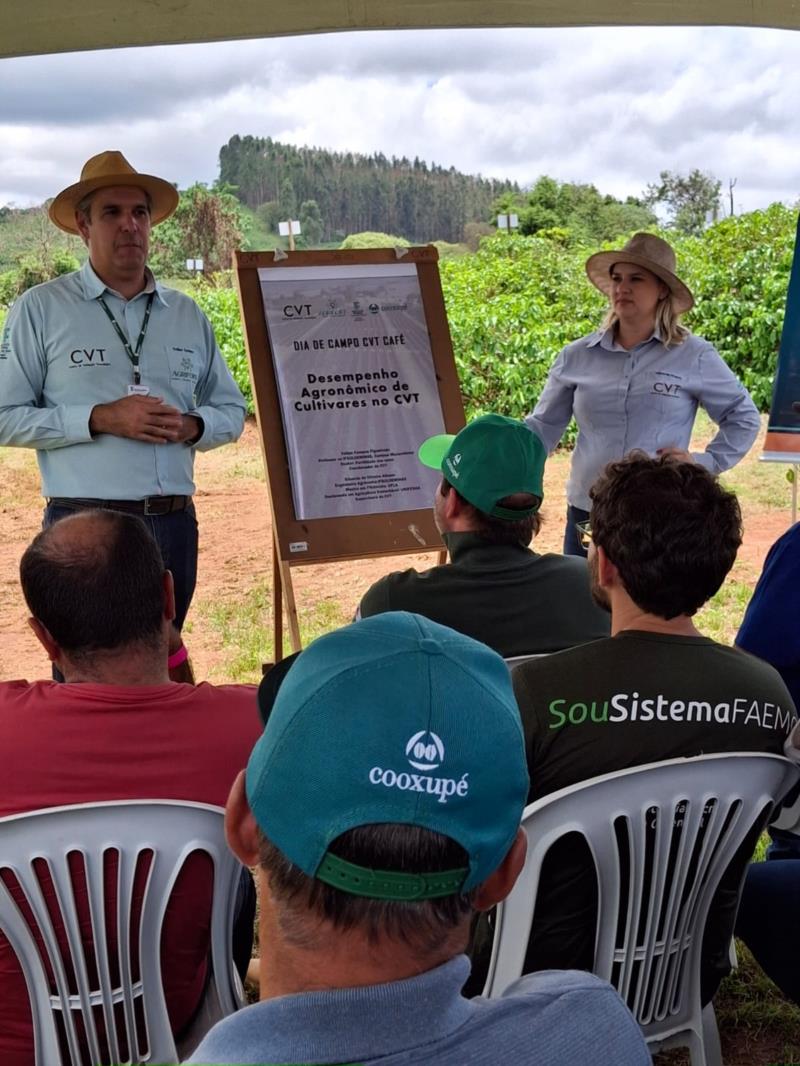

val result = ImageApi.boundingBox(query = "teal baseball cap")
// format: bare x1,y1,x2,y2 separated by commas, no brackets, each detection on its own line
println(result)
246,612,529,901
418,414,546,520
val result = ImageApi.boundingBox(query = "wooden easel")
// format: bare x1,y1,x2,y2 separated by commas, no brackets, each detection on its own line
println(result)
234,246,463,660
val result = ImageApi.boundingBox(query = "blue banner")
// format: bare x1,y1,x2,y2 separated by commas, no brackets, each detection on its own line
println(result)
765,212,800,458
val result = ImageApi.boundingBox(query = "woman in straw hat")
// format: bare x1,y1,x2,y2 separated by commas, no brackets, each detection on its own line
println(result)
526,232,760,555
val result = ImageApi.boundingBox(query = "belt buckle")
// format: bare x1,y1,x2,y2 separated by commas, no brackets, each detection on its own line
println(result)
144,496,168,516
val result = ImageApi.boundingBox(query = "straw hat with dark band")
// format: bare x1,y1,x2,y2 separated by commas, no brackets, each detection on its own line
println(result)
585,232,694,314
49,150,179,235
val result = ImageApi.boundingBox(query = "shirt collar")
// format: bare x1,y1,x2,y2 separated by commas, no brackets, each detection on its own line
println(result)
215,955,474,1062
588,325,662,352
79,259,169,307
442,530,533,561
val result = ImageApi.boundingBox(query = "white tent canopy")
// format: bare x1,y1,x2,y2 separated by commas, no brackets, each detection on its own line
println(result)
3,0,800,60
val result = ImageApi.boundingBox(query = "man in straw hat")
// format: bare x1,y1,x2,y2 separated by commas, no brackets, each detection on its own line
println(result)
186,611,650,1065
358,414,609,656
0,151,246,631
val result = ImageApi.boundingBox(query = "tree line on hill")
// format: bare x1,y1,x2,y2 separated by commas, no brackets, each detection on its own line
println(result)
218,134,519,244
493,170,724,243
218,134,724,247
0,152,751,306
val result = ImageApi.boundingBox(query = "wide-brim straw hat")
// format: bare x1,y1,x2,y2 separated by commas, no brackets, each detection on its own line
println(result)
49,150,179,235
585,232,694,314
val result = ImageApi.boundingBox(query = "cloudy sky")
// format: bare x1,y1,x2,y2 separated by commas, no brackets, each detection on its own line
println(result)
2,25,800,215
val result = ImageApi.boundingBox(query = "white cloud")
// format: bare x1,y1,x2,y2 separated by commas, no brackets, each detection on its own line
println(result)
1,26,799,213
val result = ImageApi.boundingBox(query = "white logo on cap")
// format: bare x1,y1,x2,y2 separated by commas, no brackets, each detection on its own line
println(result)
369,731,467,804
405,730,445,771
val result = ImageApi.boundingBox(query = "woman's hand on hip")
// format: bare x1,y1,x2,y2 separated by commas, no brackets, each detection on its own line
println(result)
656,447,694,463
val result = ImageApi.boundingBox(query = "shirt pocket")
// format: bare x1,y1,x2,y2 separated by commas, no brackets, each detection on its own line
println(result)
573,372,625,432
166,347,202,407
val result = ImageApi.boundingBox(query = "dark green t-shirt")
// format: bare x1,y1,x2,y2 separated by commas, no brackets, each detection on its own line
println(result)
358,532,610,658
514,630,796,801
494,631,797,1004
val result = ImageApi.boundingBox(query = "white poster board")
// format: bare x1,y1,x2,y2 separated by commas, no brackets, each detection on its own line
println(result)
258,263,445,520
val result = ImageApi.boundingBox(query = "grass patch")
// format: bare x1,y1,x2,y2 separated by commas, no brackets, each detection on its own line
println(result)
196,581,270,682
752,833,769,863
696,580,755,645
716,943,800,1064
196,581,349,682
0,446,41,508
651,942,800,1066
228,454,266,481
692,408,795,511
240,206,280,252
722,459,796,511
0,446,39,475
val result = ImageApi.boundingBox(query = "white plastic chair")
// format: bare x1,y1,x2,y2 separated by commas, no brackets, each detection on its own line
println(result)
483,753,800,1066
0,799,246,1066
770,775,800,836
503,653,547,670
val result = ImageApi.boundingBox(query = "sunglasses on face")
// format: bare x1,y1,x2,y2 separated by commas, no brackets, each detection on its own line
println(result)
575,520,593,551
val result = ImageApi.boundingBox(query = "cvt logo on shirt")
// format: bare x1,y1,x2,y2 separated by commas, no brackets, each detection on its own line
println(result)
651,371,684,398
69,348,109,367
652,381,682,396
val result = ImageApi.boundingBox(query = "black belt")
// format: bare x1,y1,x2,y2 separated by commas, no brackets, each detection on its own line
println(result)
47,495,192,517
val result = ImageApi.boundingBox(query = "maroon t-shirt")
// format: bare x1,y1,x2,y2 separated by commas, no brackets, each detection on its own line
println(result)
0,679,260,1066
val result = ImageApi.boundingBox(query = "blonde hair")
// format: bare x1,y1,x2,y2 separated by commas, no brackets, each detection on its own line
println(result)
601,279,690,349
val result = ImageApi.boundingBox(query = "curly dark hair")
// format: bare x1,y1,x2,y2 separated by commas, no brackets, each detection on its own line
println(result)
589,453,742,619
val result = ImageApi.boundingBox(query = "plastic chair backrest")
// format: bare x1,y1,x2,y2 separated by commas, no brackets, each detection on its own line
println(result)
483,753,800,1066
504,654,546,670
771,773,800,836
0,799,244,1066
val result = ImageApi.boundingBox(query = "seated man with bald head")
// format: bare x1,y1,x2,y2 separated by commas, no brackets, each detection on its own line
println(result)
0,510,261,1066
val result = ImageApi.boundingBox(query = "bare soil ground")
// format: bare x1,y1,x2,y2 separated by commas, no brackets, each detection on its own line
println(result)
0,417,791,682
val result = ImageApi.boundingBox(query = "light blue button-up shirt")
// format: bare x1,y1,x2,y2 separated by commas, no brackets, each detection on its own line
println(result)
0,261,246,499
187,955,650,1066
526,328,760,510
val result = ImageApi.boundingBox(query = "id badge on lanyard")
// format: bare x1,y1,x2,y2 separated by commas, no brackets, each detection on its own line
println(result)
98,291,155,389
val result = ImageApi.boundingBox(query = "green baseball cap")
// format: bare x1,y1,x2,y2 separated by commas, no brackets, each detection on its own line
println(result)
418,414,546,520
246,612,529,901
